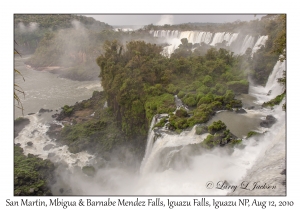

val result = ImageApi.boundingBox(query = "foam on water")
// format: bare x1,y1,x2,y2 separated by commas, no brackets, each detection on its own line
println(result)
15,114,94,169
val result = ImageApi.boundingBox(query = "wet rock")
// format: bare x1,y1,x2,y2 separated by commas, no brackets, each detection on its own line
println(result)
52,113,59,118
260,115,277,128
39,108,51,113
247,106,255,110
59,188,64,194
159,146,190,171
46,123,62,140
43,144,55,151
27,142,33,146
235,108,247,114
28,154,35,158
280,169,286,175
48,153,56,158
14,117,30,138
15,143,21,147
267,90,272,96
28,113,35,115
31,130,38,135
82,165,96,177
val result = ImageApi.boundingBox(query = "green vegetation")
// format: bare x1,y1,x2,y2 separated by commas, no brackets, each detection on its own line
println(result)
262,92,286,108
154,117,168,128
62,105,73,116
143,19,269,35
249,15,286,86
57,92,127,154
53,91,146,156
247,131,258,138
208,120,227,134
14,14,111,30
97,40,247,136
200,121,241,149
14,145,55,195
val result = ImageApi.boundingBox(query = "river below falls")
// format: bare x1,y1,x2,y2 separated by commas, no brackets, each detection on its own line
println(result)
14,56,102,119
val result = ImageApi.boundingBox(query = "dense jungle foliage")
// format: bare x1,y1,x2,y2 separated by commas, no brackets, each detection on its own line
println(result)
14,145,55,195
96,40,248,136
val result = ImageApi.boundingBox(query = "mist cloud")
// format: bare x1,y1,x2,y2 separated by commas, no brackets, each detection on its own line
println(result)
156,15,174,25
17,22,39,33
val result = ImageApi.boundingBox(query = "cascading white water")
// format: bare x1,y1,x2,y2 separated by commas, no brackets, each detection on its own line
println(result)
138,58,286,195
239,35,255,54
250,60,285,104
229,58,286,195
139,116,158,173
14,114,94,169
227,33,239,46
151,30,266,57
140,126,209,175
251,35,268,55
230,102,286,195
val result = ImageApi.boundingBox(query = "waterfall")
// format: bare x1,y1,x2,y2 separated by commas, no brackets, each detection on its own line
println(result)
14,50,286,195
140,116,157,172
249,60,285,104
227,33,239,46
239,35,255,54
251,35,268,55
138,58,286,195
230,102,286,195
229,59,286,195
151,30,265,57
140,126,209,175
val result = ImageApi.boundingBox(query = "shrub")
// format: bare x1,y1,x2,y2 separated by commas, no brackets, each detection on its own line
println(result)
63,105,73,116
208,120,227,134
177,91,185,98
166,84,179,94
183,95,197,107
227,80,249,94
175,108,188,117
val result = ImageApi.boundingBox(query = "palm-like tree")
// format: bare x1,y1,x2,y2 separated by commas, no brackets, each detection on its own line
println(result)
14,47,25,115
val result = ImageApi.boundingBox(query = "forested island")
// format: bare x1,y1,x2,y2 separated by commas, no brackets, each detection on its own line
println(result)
14,14,286,195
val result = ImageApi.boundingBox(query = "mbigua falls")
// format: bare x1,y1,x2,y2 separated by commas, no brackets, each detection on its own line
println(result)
13,14,286,196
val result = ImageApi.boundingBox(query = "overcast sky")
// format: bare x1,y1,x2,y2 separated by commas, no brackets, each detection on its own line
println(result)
85,14,266,26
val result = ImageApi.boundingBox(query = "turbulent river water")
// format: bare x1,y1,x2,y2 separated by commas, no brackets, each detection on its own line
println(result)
14,56,102,119
14,56,286,195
